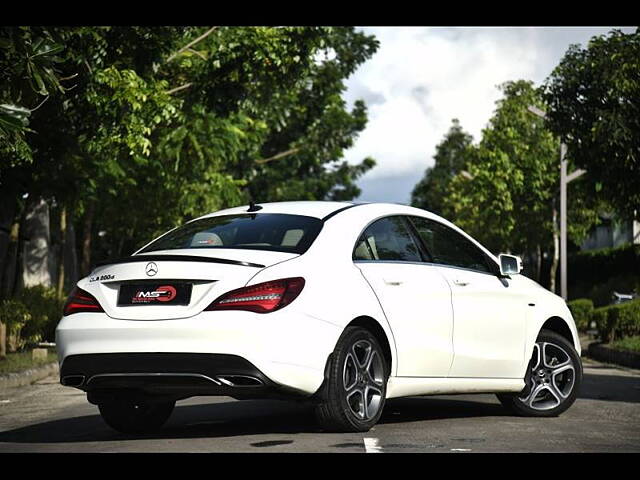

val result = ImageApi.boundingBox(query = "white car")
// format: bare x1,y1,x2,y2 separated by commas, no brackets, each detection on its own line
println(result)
56,201,582,433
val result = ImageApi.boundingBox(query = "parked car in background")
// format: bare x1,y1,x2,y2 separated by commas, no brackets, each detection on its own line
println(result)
611,291,639,304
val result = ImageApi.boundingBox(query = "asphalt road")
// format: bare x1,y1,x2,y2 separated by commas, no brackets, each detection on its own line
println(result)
0,358,638,453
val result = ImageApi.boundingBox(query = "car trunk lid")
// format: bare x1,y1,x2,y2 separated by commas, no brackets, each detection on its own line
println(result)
79,249,296,320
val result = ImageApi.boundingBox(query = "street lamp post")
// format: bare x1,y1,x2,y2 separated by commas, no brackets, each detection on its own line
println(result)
528,106,585,300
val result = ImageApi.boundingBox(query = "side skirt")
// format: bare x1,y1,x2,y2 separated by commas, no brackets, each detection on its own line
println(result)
386,376,525,399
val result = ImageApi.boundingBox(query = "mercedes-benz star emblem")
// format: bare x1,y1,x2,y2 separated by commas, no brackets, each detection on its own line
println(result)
145,262,158,277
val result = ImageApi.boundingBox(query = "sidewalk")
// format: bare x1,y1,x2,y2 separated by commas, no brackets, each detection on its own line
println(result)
579,333,640,372
0,362,59,391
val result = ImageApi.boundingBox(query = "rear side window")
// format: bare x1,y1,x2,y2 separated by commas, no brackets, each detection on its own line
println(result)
139,214,323,255
353,216,422,262
409,216,492,273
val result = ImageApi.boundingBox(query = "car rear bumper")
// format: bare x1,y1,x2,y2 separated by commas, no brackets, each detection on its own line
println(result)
56,309,343,397
60,352,309,404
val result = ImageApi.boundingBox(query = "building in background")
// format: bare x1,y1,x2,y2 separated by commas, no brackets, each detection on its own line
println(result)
581,214,640,251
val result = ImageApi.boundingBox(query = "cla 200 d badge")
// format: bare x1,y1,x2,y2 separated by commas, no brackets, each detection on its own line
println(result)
57,202,582,434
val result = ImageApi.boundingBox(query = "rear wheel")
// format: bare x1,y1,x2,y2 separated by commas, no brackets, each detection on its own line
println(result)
315,326,389,432
98,399,175,434
497,330,582,417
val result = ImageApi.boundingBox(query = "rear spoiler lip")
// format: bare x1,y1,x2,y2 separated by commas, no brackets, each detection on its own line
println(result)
93,254,266,269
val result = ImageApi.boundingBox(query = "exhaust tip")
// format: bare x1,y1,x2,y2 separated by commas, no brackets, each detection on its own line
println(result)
217,375,263,387
61,375,85,387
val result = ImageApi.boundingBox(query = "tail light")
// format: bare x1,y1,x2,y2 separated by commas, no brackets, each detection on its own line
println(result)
206,277,305,314
63,287,104,316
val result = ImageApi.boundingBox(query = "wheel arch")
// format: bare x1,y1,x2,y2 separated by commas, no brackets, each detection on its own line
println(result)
539,316,577,350
347,315,395,375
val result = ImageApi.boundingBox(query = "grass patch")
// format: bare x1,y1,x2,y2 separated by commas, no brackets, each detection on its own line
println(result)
610,336,640,354
0,349,57,375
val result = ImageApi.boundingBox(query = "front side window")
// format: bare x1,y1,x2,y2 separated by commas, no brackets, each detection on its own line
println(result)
409,217,492,273
353,216,422,262
139,214,323,255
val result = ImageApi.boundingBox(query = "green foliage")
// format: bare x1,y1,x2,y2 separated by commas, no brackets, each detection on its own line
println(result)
442,82,555,253
0,27,66,166
411,119,473,217
543,28,640,221
567,298,594,331
610,335,640,353
0,349,56,374
1,26,379,264
433,81,599,261
592,299,640,343
14,286,64,343
0,299,32,351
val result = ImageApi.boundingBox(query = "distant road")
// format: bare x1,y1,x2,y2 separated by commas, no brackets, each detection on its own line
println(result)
1,358,638,453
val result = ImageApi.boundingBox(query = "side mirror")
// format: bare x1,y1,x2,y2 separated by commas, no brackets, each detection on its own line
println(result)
498,254,522,276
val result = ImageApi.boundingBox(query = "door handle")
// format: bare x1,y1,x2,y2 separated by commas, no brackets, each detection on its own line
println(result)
453,279,470,286
384,279,404,286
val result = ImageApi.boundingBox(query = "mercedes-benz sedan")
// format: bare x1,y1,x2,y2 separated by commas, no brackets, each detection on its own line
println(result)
57,201,582,433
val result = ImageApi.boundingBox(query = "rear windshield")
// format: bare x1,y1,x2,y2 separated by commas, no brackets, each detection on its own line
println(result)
139,214,323,255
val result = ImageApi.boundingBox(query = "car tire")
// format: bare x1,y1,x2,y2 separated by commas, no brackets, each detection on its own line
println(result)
98,399,175,434
497,329,582,417
315,326,389,432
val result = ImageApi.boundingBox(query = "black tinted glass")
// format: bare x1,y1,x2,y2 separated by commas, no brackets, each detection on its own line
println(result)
410,217,491,273
354,216,422,262
140,214,323,255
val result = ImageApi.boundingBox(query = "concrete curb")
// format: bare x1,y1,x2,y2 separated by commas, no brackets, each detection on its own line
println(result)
0,362,59,391
587,342,640,370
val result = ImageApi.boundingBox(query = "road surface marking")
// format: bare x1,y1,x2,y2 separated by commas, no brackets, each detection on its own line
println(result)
364,437,383,453
451,448,472,452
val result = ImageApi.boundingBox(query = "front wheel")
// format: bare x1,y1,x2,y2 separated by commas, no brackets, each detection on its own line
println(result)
315,326,389,432
98,399,175,434
497,330,582,417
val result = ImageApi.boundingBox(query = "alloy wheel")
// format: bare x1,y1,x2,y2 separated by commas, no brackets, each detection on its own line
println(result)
518,341,576,411
342,339,385,421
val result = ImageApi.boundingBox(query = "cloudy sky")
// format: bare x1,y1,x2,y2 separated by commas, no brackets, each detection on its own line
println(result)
341,26,636,204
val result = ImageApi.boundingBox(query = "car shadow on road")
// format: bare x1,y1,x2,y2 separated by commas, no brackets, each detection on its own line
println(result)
579,372,640,403
1,371,637,444
0,396,510,444
378,396,508,425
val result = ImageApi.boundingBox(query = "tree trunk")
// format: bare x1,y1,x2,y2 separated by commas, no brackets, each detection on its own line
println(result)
9,222,22,297
81,203,95,277
549,207,560,294
536,244,542,284
0,189,17,299
21,198,52,288
0,322,6,359
57,206,67,298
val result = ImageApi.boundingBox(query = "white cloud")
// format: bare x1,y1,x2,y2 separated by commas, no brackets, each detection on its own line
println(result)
342,27,635,204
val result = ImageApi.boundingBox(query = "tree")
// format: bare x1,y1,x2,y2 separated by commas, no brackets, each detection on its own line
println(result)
0,27,66,168
0,27,380,286
543,28,640,220
411,119,473,216
441,81,600,289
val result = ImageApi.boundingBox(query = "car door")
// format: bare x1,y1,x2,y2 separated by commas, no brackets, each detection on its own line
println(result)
353,216,454,377
408,216,527,379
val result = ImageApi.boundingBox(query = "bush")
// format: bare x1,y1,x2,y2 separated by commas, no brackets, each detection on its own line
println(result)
592,299,640,343
567,298,594,331
0,299,33,352
611,336,640,353
13,286,65,343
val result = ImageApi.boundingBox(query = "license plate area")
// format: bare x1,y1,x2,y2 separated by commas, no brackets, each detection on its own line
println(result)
118,282,193,306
